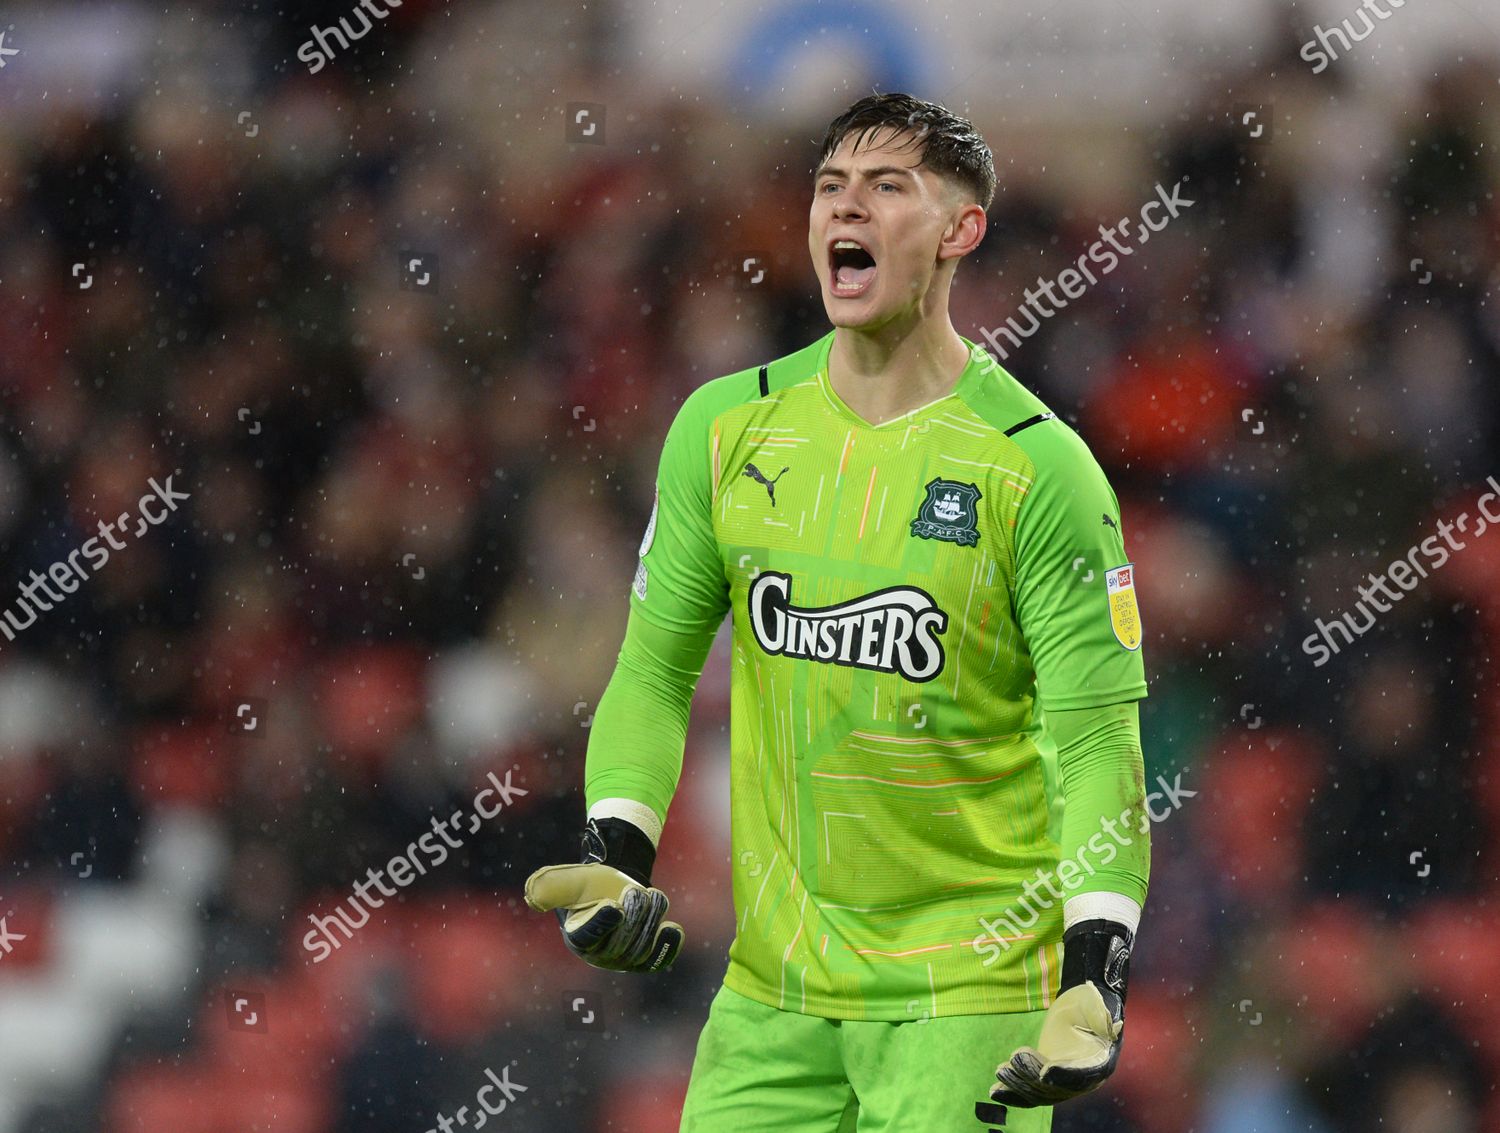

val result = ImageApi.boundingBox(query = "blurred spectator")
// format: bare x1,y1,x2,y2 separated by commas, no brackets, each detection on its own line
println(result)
0,4,1496,1132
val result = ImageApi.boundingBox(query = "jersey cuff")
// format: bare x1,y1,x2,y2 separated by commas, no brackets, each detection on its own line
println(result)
1063,891,1141,934
587,797,663,847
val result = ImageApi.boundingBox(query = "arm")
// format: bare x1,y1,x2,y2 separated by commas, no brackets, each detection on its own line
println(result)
1051,699,1149,930
584,370,732,845
992,424,1149,1106
1010,428,1150,921
583,608,720,860
989,701,1148,1104
525,382,731,971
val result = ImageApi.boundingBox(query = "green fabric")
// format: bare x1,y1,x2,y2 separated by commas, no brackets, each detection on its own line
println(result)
1048,701,1150,905
585,609,717,826
584,634,1153,910
679,982,1055,1133
587,329,1148,1019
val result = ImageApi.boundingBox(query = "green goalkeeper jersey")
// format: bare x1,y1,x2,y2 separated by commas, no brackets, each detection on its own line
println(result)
622,330,1145,1019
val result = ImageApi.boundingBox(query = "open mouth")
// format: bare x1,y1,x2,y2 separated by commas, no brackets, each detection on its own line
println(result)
830,240,877,296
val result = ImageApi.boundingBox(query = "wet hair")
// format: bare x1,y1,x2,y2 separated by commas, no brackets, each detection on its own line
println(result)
815,92,996,213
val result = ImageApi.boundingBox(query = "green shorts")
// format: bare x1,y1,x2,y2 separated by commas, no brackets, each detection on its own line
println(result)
679,984,1055,1133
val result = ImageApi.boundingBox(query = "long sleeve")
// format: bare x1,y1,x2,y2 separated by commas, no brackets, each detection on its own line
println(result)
1049,699,1150,915
584,607,719,828
583,378,735,835
1005,412,1149,922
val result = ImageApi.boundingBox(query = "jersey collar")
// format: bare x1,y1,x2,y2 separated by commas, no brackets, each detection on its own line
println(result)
813,331,994,430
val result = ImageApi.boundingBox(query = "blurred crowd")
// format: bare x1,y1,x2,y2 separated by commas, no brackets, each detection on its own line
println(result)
0,2,1498,1131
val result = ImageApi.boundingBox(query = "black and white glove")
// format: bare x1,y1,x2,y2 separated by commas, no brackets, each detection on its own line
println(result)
990,918,1132,1107
524,817,683,973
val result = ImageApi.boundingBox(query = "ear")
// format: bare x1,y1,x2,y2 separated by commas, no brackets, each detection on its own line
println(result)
938,198,986,264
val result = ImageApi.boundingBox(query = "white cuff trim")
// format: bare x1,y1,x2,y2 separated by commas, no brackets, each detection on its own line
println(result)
1063,892,1141,935
587,798,663,848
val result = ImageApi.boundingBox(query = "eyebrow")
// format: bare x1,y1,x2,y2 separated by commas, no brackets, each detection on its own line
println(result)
815,164,918,182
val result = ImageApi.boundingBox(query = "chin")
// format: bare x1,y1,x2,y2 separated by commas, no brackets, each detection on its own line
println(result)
823,291,880,327
827,309,876,331
825,301,896,334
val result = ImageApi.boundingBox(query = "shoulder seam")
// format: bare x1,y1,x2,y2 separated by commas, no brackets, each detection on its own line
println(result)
1003,411,1057,437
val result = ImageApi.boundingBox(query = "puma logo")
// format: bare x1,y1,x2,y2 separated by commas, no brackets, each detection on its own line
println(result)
743,462,789,507
1102,513,1119,532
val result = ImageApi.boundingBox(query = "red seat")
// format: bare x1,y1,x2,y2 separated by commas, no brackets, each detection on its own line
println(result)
606,1070,690,1133
107,1065,215,1133
1084,337,1255,475
398,899,527,1044
112,1066,328,1133
203,1075,328,1133
202,972,350,1085
0,751,50,861
1195,729,1321,904
289,891,401,997
1406,902,1500,1043
1272,901,1389,1044
130,722,229,808
316,644,428,778
1109,987,1197,1131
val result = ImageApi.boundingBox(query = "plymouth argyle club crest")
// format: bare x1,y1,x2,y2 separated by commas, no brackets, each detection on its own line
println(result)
910,478,981,547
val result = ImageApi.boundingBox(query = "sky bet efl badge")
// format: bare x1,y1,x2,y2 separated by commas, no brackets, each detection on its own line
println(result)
910,478,981,547
1105,563,1141,650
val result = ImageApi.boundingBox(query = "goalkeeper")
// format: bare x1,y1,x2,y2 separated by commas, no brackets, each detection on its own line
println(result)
527,91,1150,1132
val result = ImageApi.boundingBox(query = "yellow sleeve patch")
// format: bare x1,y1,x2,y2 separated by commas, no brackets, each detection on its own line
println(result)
1105,564,1141,651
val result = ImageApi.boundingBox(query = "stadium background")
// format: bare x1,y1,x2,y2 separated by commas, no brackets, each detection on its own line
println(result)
0,0,1498,1129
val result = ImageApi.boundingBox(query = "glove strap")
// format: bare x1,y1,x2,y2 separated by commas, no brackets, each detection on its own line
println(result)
1059,917,1132,1019
580,816,656,887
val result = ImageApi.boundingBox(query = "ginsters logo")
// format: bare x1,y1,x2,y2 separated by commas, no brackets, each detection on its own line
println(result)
746,571,949,681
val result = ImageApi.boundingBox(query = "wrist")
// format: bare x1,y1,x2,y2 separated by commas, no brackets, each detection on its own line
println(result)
587,797,663,846
581,816,657,886
1062,891,1141,935
1059,918,1132,1016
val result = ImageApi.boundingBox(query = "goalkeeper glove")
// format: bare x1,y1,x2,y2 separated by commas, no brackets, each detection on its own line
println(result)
990,918,1132,1107
524,816,683,973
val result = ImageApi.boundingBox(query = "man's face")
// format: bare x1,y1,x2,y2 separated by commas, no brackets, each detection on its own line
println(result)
809,126,967,331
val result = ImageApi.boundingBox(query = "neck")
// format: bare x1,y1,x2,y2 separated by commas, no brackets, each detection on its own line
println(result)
827,318,971,426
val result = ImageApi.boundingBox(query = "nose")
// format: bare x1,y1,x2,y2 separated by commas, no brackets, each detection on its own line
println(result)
832,184,867,220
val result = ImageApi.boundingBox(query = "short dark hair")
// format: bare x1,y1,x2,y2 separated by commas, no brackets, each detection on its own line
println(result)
815,92,996,213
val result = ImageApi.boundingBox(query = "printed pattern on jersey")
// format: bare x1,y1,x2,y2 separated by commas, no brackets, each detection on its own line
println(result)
632,331,1146,1020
